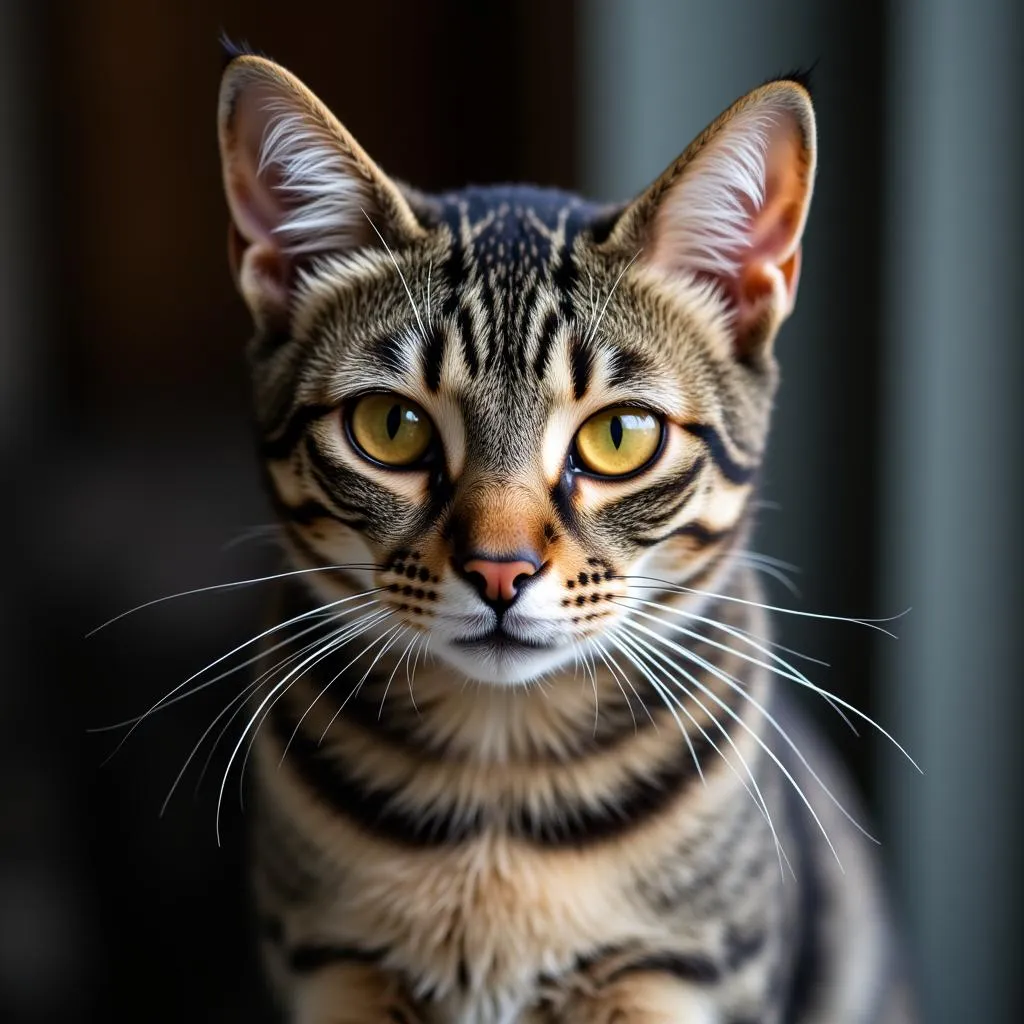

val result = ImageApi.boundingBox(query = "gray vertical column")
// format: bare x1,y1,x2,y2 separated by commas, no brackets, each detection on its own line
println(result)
881,1,1023,1022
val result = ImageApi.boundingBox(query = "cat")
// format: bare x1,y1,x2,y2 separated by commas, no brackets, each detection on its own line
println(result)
215,46,915,1024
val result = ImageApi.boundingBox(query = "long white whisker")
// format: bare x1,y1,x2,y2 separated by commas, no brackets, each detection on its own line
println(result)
317,622,408,744
618,592,854,732
733,553,801,598
406,633,425,714
87,563,380,636
237,607,396,809
363,211,427,341
381,630,418,720
249,608,394,775
619,598,920,767
605,629,704,786
200,607,383,794
93,607,351,734
609,627,789,877
620,618,854,868
160,619,351,816
97,589,385,762
619,575,908,637
214,607,390,845
586,250,641,345
590,636,657,730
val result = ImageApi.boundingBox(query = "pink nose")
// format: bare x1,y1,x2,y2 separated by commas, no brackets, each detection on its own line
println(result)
462,558,538,604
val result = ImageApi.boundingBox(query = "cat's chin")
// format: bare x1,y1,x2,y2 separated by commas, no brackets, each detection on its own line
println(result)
435,637,576,687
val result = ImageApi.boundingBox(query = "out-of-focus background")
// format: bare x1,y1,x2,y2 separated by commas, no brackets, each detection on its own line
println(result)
1,1,1020,1021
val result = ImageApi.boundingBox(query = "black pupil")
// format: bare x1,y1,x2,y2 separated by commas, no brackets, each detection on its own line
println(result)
386,403,402,440
609,415,624,450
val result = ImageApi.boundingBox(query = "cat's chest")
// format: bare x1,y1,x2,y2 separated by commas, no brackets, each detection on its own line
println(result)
328,834,660,1019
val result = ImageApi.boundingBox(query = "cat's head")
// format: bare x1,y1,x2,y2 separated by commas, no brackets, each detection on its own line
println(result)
217,54,816,686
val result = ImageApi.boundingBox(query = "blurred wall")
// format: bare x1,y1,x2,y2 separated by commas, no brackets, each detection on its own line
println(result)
881,1,1024,1021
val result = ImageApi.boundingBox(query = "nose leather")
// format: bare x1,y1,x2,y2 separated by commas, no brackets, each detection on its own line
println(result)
462,558,538,604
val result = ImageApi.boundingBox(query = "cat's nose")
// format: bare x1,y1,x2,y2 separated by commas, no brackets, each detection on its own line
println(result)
460,554,540,608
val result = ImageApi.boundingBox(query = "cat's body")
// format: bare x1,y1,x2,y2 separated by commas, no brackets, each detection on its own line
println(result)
215,52,915,1023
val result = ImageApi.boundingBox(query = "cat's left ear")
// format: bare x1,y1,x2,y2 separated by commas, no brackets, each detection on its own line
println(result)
603,78,816,360
217,54,425,326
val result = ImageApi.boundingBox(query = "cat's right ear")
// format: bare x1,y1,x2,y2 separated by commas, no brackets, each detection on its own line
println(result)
217,55,424,326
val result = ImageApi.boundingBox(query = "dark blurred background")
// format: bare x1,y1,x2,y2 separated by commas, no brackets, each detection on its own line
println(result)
0,2,1020,1022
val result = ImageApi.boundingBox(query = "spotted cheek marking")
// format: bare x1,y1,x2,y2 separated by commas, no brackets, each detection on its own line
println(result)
379,548,443,624
558,556,625,635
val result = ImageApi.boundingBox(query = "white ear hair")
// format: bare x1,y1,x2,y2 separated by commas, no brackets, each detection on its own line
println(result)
650,107,776,278
255,102,375,255
218,55,424,321
636,82,816,354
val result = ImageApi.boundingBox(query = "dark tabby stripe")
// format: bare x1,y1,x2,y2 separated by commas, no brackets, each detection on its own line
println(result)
533,310,560,378
606,950,722,986
683,423,757,484
289,943,383,974
569,333,595,399
634,520,734,549
421,324,447,393
456,305,480,377
267,687,743,849
262,403,334,461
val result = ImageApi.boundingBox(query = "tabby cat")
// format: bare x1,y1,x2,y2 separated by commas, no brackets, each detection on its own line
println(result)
215,49,914,1024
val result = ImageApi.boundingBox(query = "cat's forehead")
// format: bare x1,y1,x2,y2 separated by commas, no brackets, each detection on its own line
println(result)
432,185,606,283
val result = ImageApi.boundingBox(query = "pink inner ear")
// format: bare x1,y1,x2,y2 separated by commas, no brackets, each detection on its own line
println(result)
647,97,812,340
224,88,292,249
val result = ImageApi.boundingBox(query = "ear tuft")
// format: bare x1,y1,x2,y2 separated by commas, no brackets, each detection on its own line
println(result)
218,33,261,69
765,62,818,98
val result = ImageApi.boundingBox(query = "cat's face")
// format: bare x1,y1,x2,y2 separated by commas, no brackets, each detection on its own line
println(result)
217,55,816,685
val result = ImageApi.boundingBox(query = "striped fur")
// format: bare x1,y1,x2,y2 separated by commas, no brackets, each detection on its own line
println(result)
216,53,916,1024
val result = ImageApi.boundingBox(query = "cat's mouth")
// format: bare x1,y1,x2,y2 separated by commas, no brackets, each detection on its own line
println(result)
453,627,556,652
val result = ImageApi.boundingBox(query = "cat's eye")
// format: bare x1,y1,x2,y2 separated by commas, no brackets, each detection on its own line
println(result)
574,407,662,477
347,393,435,468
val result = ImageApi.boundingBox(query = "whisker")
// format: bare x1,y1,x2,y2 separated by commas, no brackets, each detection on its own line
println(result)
95,589,385,762
363,211,428,341
619,574,908,638
238,607,395,809
160,620,350,816
87,563,381,636
618,592,853,731
609,627,789,877
381,630,418,720
192,641,324,802
246,607,394,778
590,636,656,731
213,607,391,845
605,630,705,786
733,552,801,598
221,524,282,552
586,250,641,345
619,598,921,767
91,607,345,733
406,633,425,714
317,622,409,744
620,618,861,867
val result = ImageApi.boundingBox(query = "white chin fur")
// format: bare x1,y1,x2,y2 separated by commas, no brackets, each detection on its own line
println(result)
434,640,578,686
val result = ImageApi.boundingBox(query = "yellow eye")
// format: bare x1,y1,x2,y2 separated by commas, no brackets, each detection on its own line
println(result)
348,393,434,467
574,407,662,477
